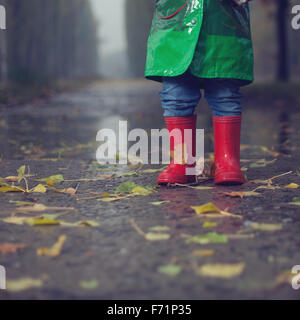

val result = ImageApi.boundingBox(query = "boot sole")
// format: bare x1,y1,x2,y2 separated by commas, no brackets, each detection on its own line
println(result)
215,172,244,185
157,176,196,185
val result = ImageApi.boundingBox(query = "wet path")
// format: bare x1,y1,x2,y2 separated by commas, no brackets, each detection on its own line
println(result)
0,80,300,299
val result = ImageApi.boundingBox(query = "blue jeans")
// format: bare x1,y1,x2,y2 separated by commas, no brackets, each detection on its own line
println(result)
160,72,243,117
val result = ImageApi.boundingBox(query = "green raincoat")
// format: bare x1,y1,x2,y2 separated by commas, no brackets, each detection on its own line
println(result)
145,0,254,85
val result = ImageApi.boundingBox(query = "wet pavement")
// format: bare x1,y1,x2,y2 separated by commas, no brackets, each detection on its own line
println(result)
0,80,300,299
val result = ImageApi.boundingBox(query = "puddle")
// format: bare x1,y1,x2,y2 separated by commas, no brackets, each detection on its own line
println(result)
0,82,299,161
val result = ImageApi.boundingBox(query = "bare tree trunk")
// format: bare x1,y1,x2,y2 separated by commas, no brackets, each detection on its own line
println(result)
276,0,289,81
0,0,7,81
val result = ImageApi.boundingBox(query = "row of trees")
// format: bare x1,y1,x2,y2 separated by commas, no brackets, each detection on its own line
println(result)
0,0,99,85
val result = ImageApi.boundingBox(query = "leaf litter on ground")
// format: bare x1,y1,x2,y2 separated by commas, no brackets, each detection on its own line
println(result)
37,235,67,257
158,264,182,277
191,202,242,219
195,263,245,278
130,219,170,241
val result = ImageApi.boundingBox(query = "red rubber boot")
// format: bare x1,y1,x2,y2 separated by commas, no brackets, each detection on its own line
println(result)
213,116,244,185
157,115,197,184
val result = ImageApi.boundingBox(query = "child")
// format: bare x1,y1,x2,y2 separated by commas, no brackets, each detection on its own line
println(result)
145,0,253,185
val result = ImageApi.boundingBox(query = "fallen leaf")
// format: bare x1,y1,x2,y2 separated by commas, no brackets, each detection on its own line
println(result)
142,167,167,174
79,280,99,290
0,186,25,193
191,202,221,215
37,235,67,257
31,184,47,193
64,187,77,195
145,233,170,241
250,222,282,231
250,159,277,168
192,249,215,257
131,186,152,196
284,183,299,189
0,243,27,254
149,226,170,232
222,191,261,199
115,180,137,193
6,277,44,292
2,217,28,225
196,263,245,278
17,165,26,182
186,232,228,245
25,218,60,226
36,174,64,184
150,201,170,206
203,222,217,228
158,264,182,277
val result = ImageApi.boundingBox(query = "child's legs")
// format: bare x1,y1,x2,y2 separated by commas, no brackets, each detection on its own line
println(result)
160,72,201,117
203,79,243,116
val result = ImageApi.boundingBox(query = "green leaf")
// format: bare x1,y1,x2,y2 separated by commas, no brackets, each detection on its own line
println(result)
79,280,99,290
158,264,182,277
17,165,26,182
292,197,300,202
186,232,228,245
115,180,137,193
131,186,152,195
37,174,64,184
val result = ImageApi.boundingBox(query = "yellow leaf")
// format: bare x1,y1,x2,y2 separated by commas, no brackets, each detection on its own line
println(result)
37,235,67,257
250,223,282,231
25,218,60,226
197,263,245,278
203,222,217,228
192,249,215,257
145,233,170,241
0,186,25,193
31,184,47,193
36,174,64,184
131,186,152,195
150,201,170,206
191,202,221,215
284,183,299,189
7,277,44,292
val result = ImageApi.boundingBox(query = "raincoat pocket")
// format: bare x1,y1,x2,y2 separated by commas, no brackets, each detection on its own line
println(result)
156,0,188,19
